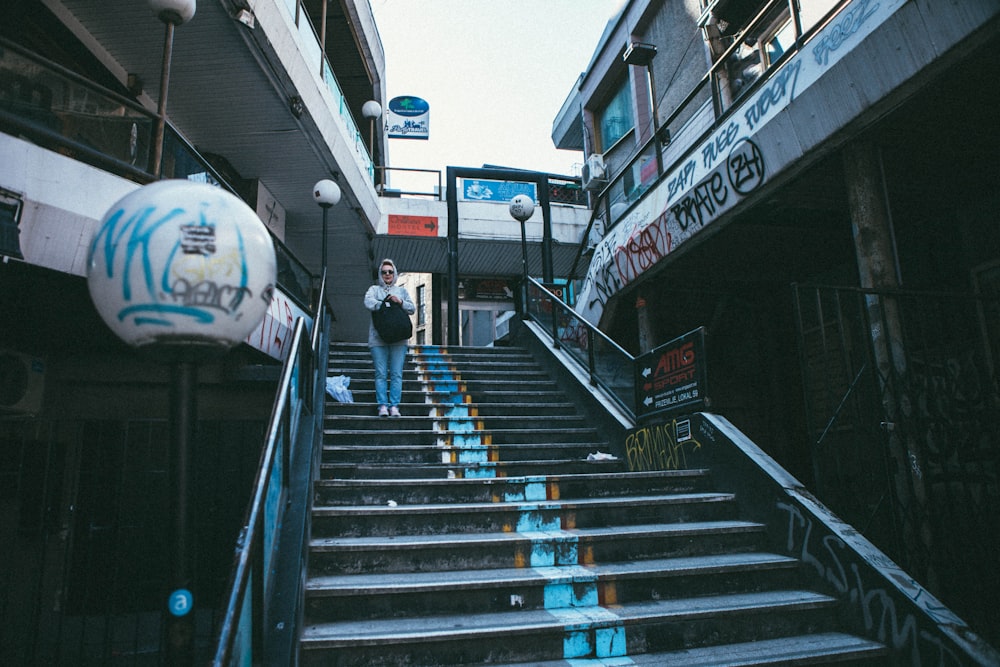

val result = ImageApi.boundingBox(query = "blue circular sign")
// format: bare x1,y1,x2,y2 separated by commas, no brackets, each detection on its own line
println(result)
168,588,194,617
388,96,429,117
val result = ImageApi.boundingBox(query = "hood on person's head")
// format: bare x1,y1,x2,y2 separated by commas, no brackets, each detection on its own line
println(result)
378,258,398,286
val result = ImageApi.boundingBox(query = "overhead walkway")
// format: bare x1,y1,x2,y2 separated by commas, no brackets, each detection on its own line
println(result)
370,167,592,282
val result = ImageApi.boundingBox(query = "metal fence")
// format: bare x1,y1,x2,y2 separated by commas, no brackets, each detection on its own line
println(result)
792,283,1000,642
0,417,265,665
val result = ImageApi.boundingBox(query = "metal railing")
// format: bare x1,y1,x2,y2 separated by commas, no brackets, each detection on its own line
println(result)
0,38,230,186
792,282,1000,645
0,37,314,311
211,275,330,665
376,165,444,199
375,166,587,206
567,0,853,283
281,0,374,181
524,277,635,419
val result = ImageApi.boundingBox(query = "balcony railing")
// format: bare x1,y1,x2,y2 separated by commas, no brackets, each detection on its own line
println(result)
569,0,852,281
0,39,156,181
281,0,374,182
0,38,314,309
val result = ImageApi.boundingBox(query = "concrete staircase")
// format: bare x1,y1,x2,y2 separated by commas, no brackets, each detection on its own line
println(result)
300,343,887,665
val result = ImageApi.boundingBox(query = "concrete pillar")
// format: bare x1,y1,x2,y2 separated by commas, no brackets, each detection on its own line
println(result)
636,292,654,354
842,138,934,586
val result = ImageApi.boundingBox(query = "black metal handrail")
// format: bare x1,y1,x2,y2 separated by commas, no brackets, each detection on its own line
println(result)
566,0,853,282
211,281,329,665
1,37,315,313
524,276,636,420
0,37,232,187
375,165,444,199
791,282,1000,646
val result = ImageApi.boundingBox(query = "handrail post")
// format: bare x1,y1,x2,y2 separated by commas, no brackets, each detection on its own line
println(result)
550,301,560,350
587,329,598,386
251,537,264,660
282,407,291,490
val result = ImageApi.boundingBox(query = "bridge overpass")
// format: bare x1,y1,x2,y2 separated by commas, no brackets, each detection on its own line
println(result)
323,166,594,344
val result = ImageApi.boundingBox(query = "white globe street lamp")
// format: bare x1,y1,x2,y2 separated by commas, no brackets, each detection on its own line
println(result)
87,180,276,350
509,194,535,312
86,178,274,664
362,100,382,154
313,179,342,284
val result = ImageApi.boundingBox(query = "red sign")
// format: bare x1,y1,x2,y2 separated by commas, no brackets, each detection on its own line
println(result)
388,214,438,237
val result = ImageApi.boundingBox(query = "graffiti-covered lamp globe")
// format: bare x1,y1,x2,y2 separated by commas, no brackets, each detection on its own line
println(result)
86,180,276,352
509,194,534,222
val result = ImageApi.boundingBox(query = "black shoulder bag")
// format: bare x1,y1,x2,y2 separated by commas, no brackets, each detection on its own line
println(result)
371,294,412,343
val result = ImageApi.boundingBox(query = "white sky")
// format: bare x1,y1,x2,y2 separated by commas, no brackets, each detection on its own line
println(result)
369,0,624,189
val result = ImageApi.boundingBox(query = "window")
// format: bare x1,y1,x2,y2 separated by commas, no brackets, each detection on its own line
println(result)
417,285,426,326
725,10,793,98
597,78,633,150
762,17,795,67
0,189,24,260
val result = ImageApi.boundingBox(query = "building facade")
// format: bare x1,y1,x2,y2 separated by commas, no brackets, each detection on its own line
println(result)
0,0,386,661
553,0,1000,645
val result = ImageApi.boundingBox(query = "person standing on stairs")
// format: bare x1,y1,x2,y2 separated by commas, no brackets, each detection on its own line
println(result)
364,258,415,417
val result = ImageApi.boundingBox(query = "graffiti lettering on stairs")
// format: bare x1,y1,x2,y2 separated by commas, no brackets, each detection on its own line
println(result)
776,500,967,665
624,418,702,472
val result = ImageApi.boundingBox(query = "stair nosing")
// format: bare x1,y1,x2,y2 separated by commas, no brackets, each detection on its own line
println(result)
309,520,766,551
314,469,710,487
300,590,838,647
305,552,800,595
311,492,735,517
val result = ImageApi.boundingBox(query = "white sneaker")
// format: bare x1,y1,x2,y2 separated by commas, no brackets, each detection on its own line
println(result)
378,405,389,417
389,406,401,417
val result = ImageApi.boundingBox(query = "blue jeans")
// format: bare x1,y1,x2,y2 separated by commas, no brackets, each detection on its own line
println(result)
370,343,407,407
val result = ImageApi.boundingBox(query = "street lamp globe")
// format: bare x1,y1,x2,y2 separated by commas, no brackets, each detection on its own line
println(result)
509,194,534,222
313,179,341,208
86,180,276,351
362,100,382,120
313,179,341,281
149,0,196,25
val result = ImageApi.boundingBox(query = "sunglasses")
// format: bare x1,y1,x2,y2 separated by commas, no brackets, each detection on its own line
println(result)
381,269,394,275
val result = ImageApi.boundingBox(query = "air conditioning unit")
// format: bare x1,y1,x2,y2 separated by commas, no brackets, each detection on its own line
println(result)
581,153,608,192
0,350,45,415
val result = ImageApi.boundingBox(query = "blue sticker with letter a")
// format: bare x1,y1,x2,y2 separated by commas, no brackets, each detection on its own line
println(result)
169,588,193,617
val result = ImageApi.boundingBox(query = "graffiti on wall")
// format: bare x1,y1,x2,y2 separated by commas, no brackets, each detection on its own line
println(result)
624,418,702,473
776,500,967,665
244,290,310,361
575,0,909,326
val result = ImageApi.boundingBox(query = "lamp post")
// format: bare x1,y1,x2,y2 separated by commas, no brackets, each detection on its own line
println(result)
149,0,196,178
361,100,382,162
86,180,276,665
361,101,382,188
509,194,535,316
313,179,342,284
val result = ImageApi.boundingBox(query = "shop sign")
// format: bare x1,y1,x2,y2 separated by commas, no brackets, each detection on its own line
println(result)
387,96,429,139
635,327,707,420
461,179,537,204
